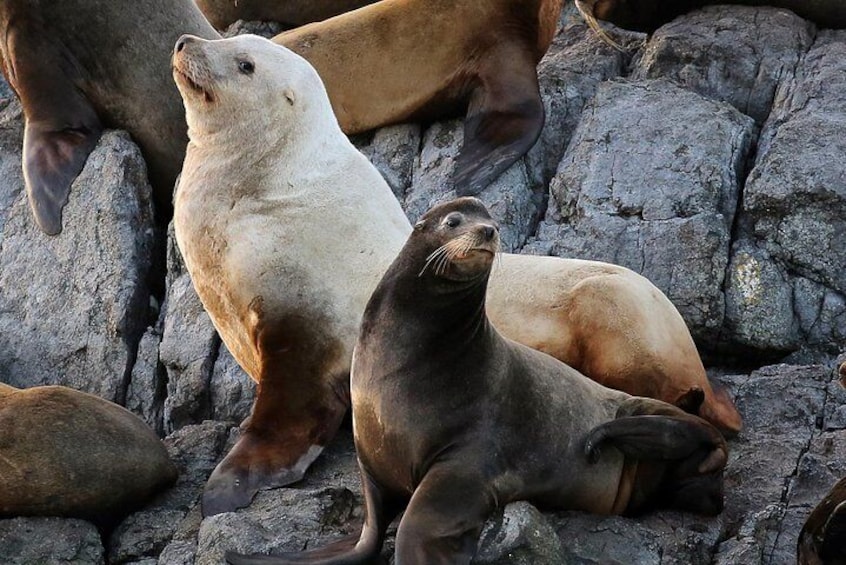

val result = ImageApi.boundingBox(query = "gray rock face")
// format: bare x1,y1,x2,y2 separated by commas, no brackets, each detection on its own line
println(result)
726,30,846,355
631,5,815,123
0,100,156,402
529,78,754,344
0,517,104,565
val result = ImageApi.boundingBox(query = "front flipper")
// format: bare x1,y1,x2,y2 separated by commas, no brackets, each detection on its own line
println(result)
225,463,400,565
1,18,103,234
584,414,727,474
453,43,544,196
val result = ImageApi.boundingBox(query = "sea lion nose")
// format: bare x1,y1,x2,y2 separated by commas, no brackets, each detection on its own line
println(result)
483,225,496,240
175,34,195,54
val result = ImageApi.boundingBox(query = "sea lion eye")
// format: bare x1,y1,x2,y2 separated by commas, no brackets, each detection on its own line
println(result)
238,60,255,75
444,213,462,228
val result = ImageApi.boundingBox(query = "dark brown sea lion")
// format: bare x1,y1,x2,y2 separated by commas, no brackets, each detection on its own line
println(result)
194,0,379,30
0,383,177,527
172,33,740,518
273,0,563,196
0,0,218,234
225,197,728,565
798,476,846,565
576,0,846,34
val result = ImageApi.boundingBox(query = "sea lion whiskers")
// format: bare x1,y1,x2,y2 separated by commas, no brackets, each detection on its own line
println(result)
419,231,496,278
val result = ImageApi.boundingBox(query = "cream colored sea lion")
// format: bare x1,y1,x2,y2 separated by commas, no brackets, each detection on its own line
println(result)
0,0,218,234
273,0,564,196
576,0,846,35
172,33,741,516
194,0,379,30
226,197,727,565
0,383,177,526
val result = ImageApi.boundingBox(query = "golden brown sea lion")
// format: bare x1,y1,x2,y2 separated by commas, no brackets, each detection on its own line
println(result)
273,0,563,196
0,383,177,526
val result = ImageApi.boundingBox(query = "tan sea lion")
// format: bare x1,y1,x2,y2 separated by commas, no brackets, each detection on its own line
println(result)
273,0,564,196
171,33,741,517
0,0,218,234
226,197,728,565
194,0,379,30
576,0,846,35
0,383,177,526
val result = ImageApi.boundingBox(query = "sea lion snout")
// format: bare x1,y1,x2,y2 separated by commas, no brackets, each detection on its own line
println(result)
174,33,202,54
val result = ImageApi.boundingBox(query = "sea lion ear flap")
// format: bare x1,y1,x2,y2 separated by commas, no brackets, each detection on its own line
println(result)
23,118,102,235
453,47,544,197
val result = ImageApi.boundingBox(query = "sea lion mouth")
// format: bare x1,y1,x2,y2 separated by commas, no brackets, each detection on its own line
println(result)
173,64,215,104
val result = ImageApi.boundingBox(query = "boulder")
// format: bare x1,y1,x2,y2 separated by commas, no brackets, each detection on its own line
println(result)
0,517,104,565
0,100,156,402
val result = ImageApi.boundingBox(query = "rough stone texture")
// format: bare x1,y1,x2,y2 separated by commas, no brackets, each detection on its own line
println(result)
403,120,537,253
0,100,156,402
475,502,565,565
526,6,626,190
109,421,232,563
126,326,167,436
528,79,754,345
160,226,219,433
725,30,846,356
210,344,255,425
353,124,422,201
0,517,104,564
631,5,816,123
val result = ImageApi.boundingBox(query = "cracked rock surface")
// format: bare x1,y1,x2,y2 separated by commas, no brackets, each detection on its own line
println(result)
1,5,845,564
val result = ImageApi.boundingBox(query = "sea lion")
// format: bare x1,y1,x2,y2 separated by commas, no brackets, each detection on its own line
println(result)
0,383,177,527
225,197,728,565
0,0,219,234
194,0,379,30
172,34,740,517
273,0,563,196
798,476,846,565
576,0,846,35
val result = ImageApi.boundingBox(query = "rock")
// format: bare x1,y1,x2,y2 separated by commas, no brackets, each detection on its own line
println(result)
126,326,167,436
210,344,255,425
160,224,219,433
0,517,104,565
353,124,422,201
193,429,360,564
404,120,537,252
526,7,626,191
725,30,846,356
0,74,11,100
474,502,564,564
528,78,754,345
109,421,233,562
223,19,286,38
0,385,176,526
631,5,815,123
0,102,156,402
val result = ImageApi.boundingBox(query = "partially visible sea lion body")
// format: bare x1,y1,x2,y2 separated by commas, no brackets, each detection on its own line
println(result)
226,197,728,565
194,0,379,30
172,34,740,517
0,0,218,234
273,0,563,196
0,384,177,526
576,0,846,34
798,476,846,565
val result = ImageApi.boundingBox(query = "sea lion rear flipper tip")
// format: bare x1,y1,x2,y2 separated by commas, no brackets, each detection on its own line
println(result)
453,68,544,197
22,118,102,236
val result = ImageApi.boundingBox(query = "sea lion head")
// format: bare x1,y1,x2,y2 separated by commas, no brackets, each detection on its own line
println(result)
171,33,335,140
411,197,500,285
